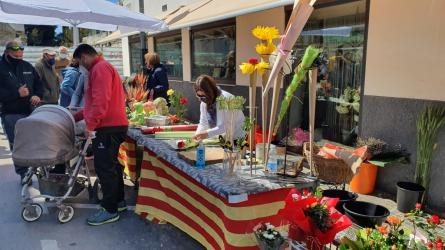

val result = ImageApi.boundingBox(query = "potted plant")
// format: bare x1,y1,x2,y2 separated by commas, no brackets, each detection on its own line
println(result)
253,222,285,250
339,203,444,250
278,188,352,250
397,106,445,212
350,137,410,195
166,89,188,123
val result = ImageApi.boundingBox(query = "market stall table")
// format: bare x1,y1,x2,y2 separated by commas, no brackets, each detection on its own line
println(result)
119,128,318,250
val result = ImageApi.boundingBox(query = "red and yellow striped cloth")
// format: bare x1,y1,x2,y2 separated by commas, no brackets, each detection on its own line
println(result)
118,138,138,182
134,148,291,250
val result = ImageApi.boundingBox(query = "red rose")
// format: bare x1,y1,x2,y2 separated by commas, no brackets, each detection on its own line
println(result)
427,241,434,249
248,58,259,65
436,237,443,243
180,97,188,104
436,242,443,250
416,203,422,209
177,140,185,149
430,215,441,225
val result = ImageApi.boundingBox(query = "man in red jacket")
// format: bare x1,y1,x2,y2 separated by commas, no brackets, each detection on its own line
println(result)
73,44,128,226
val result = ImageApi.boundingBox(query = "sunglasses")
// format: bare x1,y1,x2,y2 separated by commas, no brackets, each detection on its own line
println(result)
8,46,25,51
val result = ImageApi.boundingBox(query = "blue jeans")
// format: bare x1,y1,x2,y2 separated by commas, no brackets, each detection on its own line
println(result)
0,113,28,176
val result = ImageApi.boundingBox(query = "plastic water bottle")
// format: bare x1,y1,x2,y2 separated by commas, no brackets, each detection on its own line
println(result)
196,142,205,169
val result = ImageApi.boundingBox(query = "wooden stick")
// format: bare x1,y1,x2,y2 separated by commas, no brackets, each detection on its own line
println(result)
308,68,318,176
262,0,314,97
249,72,257,176
264,71,284,170
261,55,270,167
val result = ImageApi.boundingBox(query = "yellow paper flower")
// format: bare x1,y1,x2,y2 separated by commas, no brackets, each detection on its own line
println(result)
167,89,175,96
252,26,280,41
255,42,276,56
256,60,269,76
239,63,256,75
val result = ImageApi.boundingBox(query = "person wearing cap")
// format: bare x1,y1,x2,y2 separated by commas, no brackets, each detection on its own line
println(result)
0,40,44,183
34,48,60,105
55,46,70,77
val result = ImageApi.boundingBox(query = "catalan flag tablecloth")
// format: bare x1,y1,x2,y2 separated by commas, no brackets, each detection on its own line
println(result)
120,129,317,250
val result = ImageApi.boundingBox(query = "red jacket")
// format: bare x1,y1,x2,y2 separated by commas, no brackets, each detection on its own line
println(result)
75,57,128,131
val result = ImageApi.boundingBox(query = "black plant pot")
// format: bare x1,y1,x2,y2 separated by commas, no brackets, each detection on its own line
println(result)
343,201,390,228
322,189,358,214
396,182,425,213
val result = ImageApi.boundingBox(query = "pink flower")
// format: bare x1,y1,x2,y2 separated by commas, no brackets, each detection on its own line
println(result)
416,203,422,210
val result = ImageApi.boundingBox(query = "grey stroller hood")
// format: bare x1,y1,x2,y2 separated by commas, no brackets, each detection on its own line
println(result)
13,105,77,167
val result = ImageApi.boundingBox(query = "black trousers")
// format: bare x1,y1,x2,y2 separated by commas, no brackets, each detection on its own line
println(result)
93,129,127,213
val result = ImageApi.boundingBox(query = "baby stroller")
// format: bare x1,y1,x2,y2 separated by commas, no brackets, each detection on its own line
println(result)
13,105,96,223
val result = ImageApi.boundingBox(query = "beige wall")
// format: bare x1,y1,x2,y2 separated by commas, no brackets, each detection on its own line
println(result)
181,28,192,82
147,36,155,53
364,0,445,101
236,7,286,86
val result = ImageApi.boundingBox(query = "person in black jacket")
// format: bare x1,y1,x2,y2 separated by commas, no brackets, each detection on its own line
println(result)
144,52,169,100
0,40,44,182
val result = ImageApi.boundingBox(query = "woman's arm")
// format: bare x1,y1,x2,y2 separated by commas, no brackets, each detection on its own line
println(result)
153,68,169,93
60,69,80,97
196,102,209,133
69,74,85,107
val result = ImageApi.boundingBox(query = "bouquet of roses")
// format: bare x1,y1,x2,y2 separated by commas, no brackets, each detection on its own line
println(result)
278,188,352,249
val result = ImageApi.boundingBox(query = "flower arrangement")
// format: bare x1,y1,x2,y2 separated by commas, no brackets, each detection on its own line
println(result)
217,95,246,175
167,89,188,122
278,189,352,249
124,73,149,105
252,26,280,59
253,222,285,250
336,87,360,117
274,46,320,134
339,203,444,250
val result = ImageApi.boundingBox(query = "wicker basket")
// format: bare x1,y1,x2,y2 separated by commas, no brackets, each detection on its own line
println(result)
303,142,354,184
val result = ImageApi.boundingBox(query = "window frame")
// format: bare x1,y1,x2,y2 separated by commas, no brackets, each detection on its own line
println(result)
190,18,236,85
153,31,183,81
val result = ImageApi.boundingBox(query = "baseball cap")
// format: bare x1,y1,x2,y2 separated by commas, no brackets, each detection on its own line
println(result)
42,48,57,56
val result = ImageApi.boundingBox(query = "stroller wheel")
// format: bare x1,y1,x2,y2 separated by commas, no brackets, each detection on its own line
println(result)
57,206,74,223
22,203,43,222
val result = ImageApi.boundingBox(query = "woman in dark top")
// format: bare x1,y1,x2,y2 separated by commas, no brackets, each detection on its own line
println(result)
144,52,169,100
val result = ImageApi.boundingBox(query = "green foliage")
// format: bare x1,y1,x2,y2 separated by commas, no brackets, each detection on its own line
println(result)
274,46,320,133
415,106,445,203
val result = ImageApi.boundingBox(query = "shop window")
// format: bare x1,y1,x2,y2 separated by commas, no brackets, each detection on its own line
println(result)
129,34,143,74
191,22,236,84
154,33,183,79
285,0,367,145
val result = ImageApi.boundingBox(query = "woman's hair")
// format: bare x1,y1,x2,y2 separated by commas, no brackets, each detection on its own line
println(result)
194,75,219,107
144,52,160,66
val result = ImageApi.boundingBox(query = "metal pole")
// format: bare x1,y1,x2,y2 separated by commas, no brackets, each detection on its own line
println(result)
73,25,80,46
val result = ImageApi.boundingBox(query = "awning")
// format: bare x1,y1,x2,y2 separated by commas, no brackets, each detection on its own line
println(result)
94,30,140,44
96,0,294,43
159,0,294,32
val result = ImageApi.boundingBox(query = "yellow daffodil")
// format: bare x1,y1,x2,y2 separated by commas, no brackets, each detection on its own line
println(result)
256,60,269,76
252,26,280,41
167,89,175,96
256,42,276,56
239,63,256,75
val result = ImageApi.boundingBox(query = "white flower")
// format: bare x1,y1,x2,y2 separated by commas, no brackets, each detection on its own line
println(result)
291,194,299,200
265,223,274,230
273,231,278,235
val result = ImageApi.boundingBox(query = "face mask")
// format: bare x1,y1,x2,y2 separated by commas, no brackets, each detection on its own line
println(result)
7,54,22,64
47,58,56,66
59,53,67,59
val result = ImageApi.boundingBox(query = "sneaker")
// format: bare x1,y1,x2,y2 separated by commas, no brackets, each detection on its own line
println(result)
87,208,119,226
117,201,127,213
